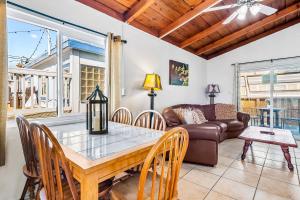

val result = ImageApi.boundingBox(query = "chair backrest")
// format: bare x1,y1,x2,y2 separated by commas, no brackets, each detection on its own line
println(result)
111,107,133,125
137,127,189,200
16,115,39,176
133,110,166,131
30,122,79,200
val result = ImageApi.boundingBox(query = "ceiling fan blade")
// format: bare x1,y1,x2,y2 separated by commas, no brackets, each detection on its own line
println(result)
258,4,278,15
223,10,239,24
204,4,238,12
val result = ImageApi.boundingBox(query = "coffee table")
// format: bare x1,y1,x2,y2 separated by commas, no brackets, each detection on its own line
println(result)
238,126,298,171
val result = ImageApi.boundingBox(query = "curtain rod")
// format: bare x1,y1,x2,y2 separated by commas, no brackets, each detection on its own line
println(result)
7,1,108,37
232,55,300,66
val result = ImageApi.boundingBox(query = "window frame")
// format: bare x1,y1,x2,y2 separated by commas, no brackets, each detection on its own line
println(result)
7,7,107,118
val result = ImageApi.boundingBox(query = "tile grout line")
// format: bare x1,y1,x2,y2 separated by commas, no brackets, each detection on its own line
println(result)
202,154,239,200
251,143,270,200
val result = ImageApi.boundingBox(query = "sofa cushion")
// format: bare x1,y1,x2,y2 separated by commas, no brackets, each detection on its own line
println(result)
219,119,244,131
198,104,216,121
177,124,220,142
162,108,182,127
205,121,228,133
205,121,228,142
215,104,237,120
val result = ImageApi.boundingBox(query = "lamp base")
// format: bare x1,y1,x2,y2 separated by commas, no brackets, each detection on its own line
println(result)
208,93,216,105
148,89,156,110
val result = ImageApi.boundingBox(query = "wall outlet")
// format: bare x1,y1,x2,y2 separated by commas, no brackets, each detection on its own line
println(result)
121,88,126,96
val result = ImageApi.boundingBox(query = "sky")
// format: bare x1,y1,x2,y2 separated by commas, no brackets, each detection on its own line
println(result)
8,18,57,68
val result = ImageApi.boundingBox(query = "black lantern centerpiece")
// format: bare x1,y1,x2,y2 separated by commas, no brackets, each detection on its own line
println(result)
86,85,108,134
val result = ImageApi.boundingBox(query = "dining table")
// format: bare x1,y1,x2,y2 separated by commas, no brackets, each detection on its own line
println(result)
49,121,164,200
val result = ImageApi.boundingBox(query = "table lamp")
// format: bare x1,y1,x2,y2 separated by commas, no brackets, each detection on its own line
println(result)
143,73,162,110
206,84,220,104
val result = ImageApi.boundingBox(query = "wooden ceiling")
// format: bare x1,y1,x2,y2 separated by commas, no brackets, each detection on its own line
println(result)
77,0,300,59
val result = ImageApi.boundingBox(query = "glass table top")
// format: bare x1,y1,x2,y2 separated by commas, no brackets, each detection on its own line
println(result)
50,122,164,161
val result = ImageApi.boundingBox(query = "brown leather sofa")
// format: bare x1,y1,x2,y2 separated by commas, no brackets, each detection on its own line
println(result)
162,104,250,166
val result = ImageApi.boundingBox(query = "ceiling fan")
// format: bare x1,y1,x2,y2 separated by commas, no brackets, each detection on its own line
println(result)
204,0,278,24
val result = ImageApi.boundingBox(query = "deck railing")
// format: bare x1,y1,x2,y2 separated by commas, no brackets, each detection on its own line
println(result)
7,68,72,118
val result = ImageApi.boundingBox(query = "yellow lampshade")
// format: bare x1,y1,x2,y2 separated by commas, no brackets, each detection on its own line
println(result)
143,73,162,91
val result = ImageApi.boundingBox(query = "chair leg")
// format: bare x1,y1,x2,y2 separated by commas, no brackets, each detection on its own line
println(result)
35,182,42,200
29,180,35,200
20,178,30,200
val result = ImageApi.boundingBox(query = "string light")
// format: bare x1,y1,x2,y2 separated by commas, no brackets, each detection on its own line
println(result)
8,29,43,34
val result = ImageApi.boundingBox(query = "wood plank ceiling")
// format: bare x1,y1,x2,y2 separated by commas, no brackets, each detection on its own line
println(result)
77,0,300,59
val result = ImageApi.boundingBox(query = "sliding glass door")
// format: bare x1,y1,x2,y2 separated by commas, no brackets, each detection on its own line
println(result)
237,58,300,140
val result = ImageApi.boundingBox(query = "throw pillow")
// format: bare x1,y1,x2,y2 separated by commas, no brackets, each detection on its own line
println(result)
173,108,187,123
174,108,208,124
215,103,237,120
193,109,208,124
183,110,194,124
162,108,182,126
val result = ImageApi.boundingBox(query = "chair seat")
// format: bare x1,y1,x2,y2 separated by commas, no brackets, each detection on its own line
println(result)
40,178,113,200
111,172,166,200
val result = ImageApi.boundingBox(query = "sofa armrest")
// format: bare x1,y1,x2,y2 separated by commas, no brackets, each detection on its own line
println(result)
237,112,250,128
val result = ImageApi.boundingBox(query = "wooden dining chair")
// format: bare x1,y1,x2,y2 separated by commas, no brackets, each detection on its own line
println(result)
30,122,113,200
111,127,189,200
111,107,133,125
133,110,166,131
16,115,40,200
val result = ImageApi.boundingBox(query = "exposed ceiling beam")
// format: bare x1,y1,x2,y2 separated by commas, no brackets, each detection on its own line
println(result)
124,0,156,23
77,0,124,21
180,21,222,48
196,2,300,56
159,0,221,38
180,0,275,48
206,17,300,59
130,20,159,36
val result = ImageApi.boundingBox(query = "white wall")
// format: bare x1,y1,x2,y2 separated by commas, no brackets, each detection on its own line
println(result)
9,0,207,117
121,23,207,116
206,23,300,104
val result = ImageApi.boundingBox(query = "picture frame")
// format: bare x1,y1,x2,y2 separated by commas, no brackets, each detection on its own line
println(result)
169,60,189,86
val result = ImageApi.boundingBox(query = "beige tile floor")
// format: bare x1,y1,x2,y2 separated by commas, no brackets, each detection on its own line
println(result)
24,138,300,200
177,139,300,200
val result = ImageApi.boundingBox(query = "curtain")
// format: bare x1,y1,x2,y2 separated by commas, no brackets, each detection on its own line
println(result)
233,64,240,111
0,0,7,166
107,33,122,117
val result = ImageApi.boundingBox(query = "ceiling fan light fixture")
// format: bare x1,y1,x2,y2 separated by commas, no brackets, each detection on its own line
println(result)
237,5,247,20
250,4,261,15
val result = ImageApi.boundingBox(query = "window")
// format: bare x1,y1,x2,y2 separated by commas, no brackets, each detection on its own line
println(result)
7,9,107,119
7,18,58,118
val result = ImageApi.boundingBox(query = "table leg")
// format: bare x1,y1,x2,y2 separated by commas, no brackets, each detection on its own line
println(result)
241,140,252,160
280,145,294,171
81,175,98,200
